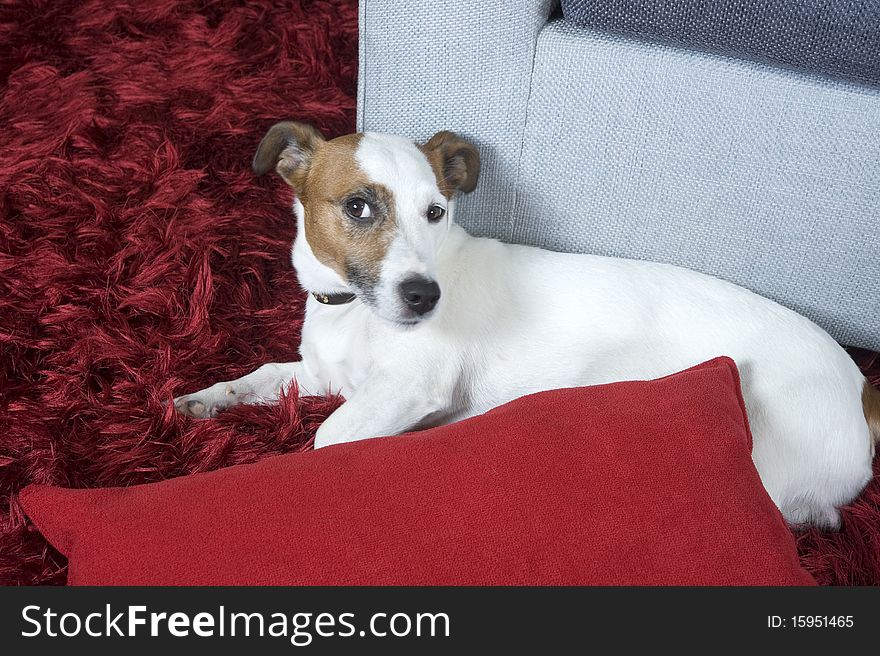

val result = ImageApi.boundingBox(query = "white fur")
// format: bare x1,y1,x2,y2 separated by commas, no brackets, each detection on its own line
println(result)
175,132,875,529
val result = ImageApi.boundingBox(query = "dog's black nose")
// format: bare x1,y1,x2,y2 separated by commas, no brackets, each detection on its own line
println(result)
399,278,441,315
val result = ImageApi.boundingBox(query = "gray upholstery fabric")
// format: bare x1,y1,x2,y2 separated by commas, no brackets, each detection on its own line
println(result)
358,2,880,349
562,0,880,86
514,21,880,348
357,0,559,239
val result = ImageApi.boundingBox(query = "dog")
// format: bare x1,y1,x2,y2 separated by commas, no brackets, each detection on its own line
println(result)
174,121,880,529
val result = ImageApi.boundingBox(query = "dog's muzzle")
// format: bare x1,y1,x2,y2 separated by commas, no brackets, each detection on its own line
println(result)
399,277,440,316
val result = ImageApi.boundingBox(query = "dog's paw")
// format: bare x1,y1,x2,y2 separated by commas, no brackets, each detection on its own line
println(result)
173,382,239,419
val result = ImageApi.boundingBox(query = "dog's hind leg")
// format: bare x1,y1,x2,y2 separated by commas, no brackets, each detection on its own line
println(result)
173,362,325,418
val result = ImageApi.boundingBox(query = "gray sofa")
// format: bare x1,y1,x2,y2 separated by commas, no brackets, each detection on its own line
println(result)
358,0,880,350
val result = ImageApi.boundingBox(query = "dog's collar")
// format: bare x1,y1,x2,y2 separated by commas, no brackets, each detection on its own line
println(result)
311,291,357,305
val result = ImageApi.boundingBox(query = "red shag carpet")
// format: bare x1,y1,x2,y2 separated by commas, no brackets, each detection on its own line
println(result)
0,0,878,586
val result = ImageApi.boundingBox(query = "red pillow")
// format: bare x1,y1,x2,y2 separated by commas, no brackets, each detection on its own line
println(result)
20,357,814,585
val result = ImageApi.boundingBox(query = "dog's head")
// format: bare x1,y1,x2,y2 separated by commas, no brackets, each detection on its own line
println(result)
253,122,480,326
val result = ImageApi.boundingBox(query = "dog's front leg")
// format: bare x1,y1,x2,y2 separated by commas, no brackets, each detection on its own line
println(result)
313,372,441,449
174,361,326,418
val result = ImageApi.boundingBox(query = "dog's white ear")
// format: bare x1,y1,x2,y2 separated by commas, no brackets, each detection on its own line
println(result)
253,121,325,189
421,131,481,196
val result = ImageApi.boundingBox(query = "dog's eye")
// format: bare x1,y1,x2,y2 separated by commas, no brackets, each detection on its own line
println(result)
344,198,372,220
426,205,446,223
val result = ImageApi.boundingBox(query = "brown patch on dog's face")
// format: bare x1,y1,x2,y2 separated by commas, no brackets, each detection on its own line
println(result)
301,139,399,292
253,123,398,289
418,131,481,198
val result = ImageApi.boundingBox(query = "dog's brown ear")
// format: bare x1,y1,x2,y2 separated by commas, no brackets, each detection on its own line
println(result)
252,121,325,189
420,131,480,196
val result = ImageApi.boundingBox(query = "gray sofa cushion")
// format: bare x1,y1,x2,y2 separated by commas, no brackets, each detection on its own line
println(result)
513,20,880,349
562,0,880,85
359,1,880,349
357,0,559,240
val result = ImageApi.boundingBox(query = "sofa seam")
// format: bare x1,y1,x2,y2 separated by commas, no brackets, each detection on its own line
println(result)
509,12,553,244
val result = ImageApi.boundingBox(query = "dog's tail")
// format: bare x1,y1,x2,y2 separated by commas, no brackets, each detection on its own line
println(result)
864,380,880,447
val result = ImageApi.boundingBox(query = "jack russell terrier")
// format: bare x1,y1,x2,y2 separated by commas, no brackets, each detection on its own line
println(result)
175,121,880,529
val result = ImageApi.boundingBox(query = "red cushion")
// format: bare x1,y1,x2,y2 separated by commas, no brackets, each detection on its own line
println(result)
20,357,815,585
